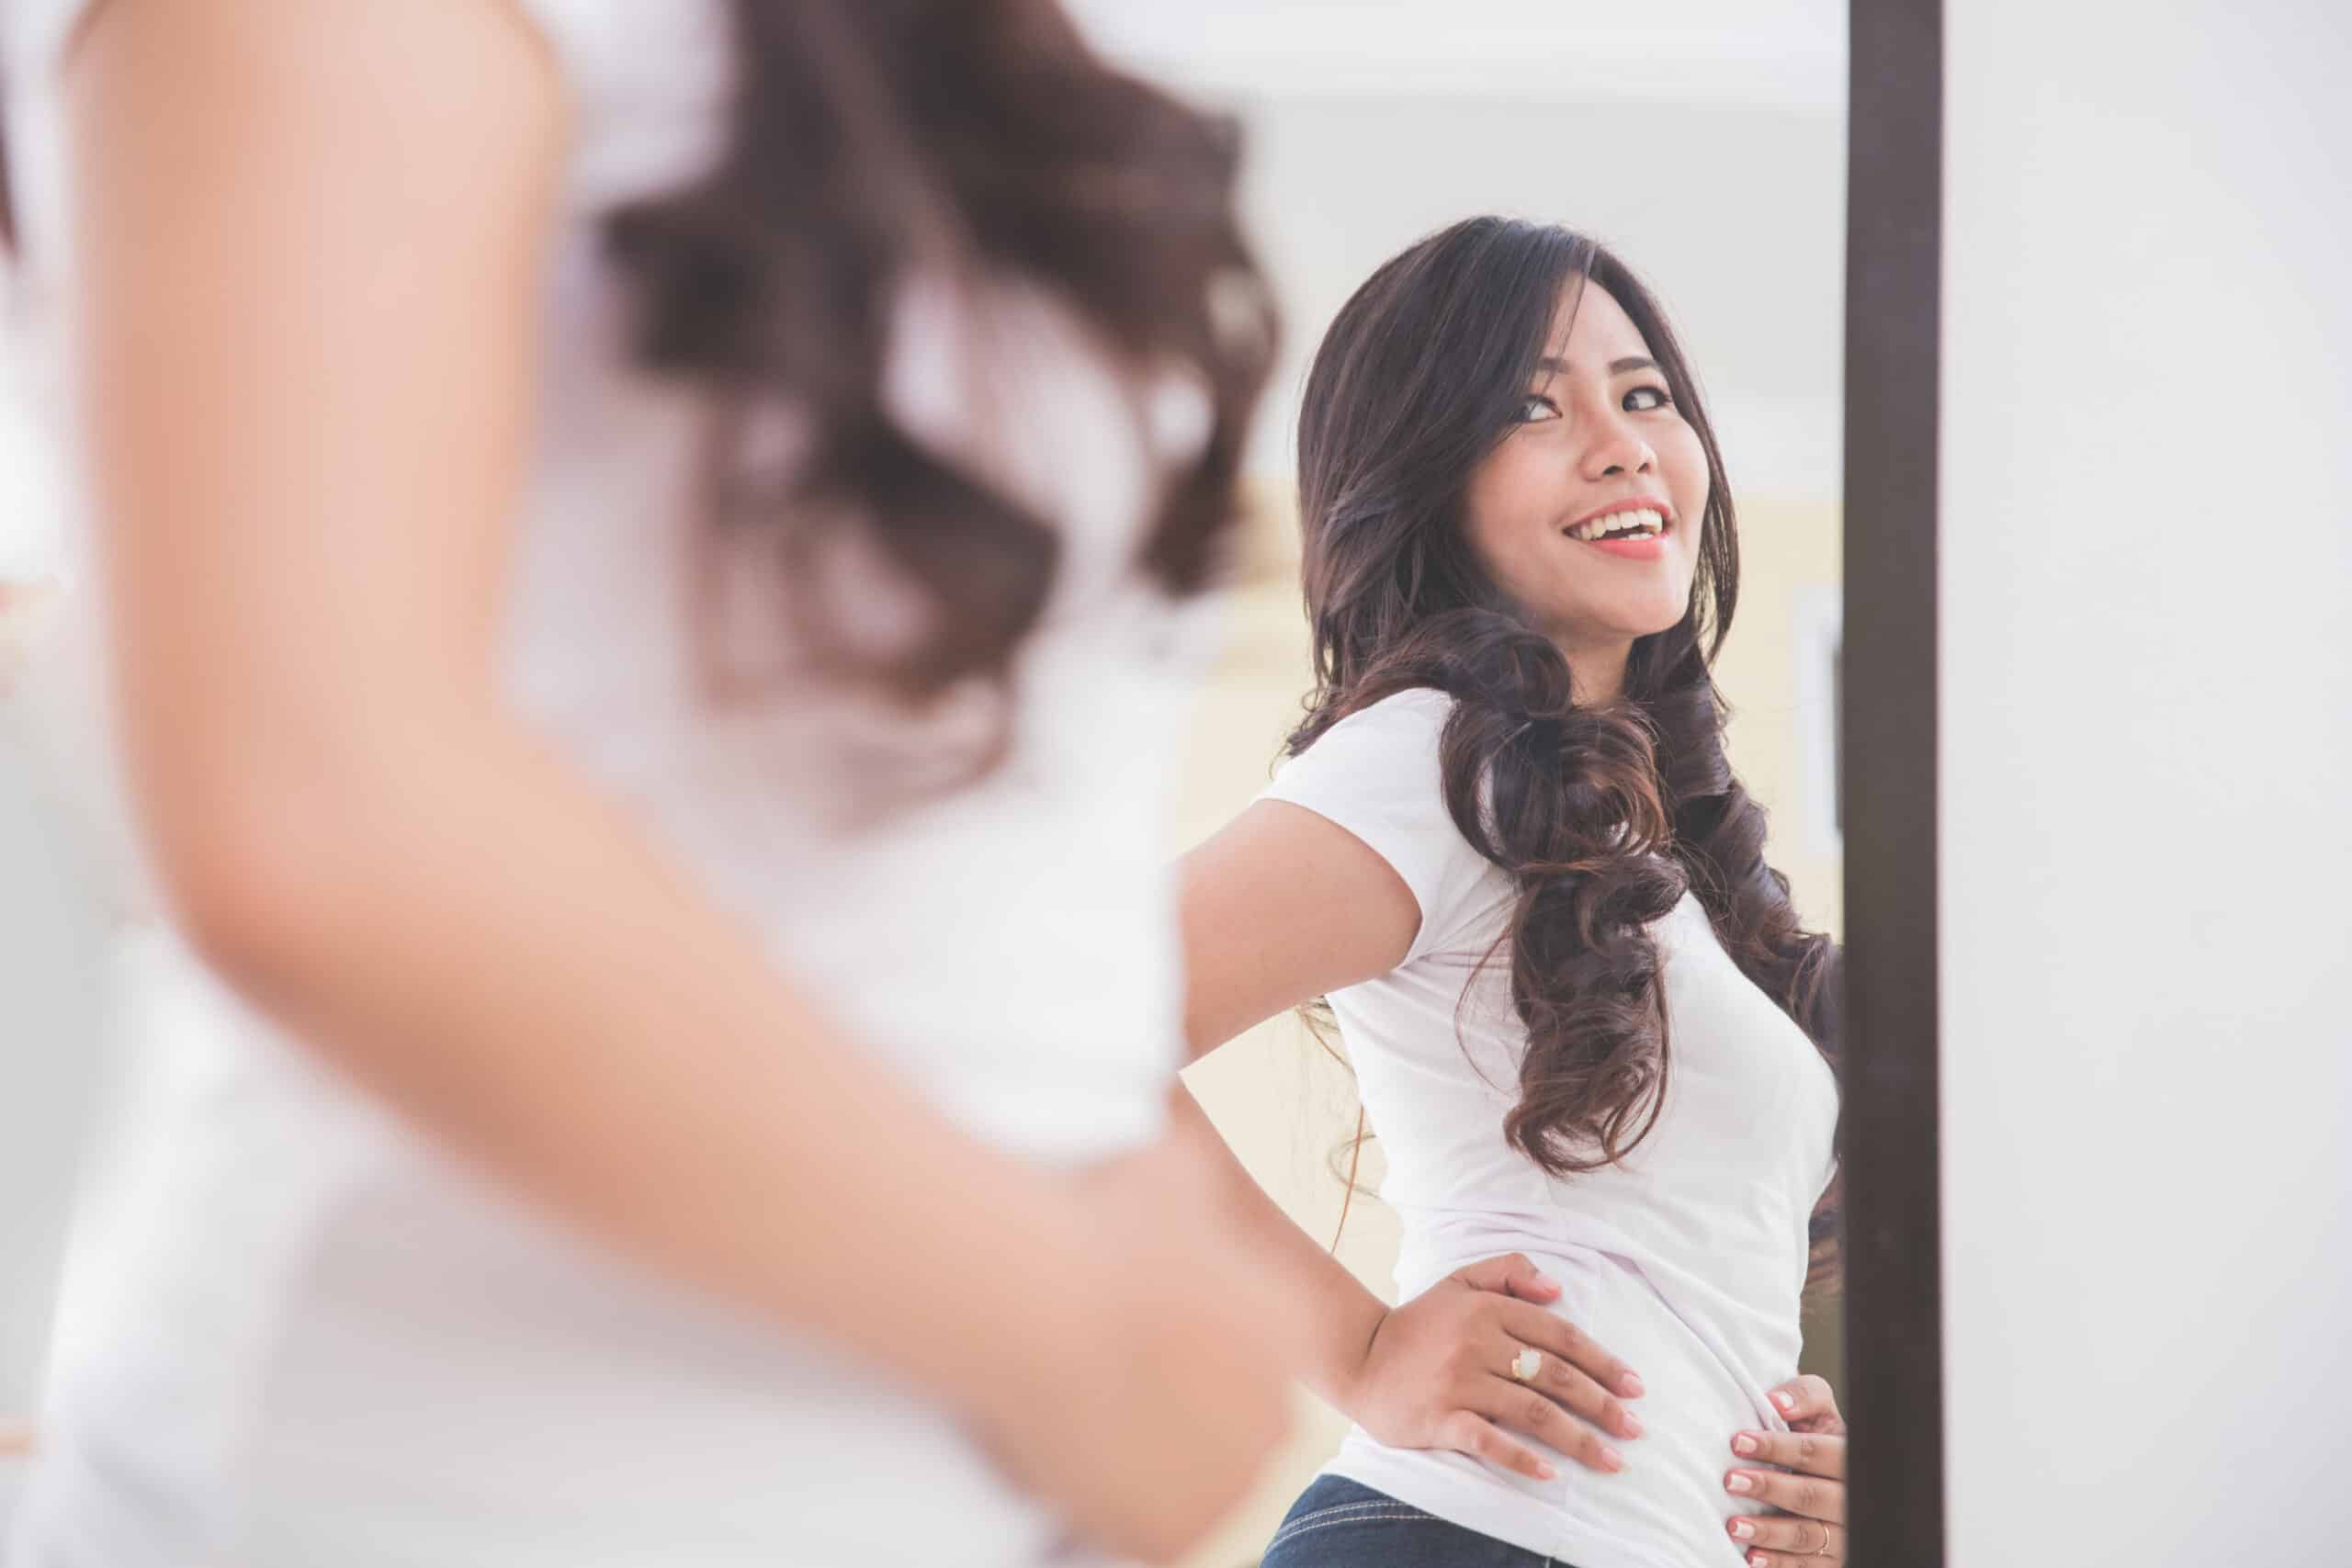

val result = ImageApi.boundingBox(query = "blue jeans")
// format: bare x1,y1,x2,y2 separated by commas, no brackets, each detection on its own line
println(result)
1260,1476,1581,1568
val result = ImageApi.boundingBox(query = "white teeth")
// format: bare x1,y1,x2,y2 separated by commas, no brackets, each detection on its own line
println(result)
1569,508,1667,542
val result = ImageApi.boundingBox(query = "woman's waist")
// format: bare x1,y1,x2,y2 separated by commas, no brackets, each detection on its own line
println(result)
1330,1409,1758,1568
1352,1226,1802,1563
238,1261,1056,1551
1395,1207,1808,1378
1513,1251,1785,1435
40,1129,1069,1564
48,942,1175,1527
40,1326,1065,1568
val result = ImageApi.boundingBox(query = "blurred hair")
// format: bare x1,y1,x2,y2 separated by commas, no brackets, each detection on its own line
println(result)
605,0,1275,739
1292,218,1841,1291
3,9,1269,773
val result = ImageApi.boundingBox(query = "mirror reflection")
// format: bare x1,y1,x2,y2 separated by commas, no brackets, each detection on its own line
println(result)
1094,9,1854,1563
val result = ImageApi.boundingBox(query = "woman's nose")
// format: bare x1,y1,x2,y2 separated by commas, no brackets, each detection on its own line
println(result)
1578,412,1657,480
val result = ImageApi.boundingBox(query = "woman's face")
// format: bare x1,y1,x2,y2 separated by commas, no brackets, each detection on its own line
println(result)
1460,280,1710,666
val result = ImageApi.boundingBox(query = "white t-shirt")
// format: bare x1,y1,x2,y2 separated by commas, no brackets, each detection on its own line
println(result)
1261,687,1840,1568
3,4,1213,1565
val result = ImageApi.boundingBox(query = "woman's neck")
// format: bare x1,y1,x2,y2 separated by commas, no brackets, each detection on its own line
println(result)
1562,638,1633,706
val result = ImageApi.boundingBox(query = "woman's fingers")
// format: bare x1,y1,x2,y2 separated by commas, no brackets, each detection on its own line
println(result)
1451,1251,1562,1303
1471,1377,1625,1474
1725,1515,1846,1566
1766,1373,1845,1432
1432,1408,1558,1483
1731,1426,1847,1479
1498,1298,1643,1399
1537,1350,1645,1440
1724,1464,1845,1524
1728,1378,1848,1562
1492,1325,1643,1441
1726,1515,1846,1564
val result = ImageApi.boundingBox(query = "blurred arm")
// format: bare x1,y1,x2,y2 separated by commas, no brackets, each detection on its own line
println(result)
64,0,1089,1414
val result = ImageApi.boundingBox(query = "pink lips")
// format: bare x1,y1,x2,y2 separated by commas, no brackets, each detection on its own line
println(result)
1583,534,1666,561
1565,496,1675,562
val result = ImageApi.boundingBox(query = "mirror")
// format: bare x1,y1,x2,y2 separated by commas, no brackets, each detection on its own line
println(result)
1059,6,1865,1562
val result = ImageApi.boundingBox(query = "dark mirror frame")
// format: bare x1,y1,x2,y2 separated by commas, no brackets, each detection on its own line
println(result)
1841,1,1946,1563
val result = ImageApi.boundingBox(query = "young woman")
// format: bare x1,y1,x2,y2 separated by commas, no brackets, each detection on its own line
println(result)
0,2,1309,1564
1177,219,1849,1568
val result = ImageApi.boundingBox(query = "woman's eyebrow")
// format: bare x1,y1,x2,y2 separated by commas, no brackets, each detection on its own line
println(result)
1535,355,1661,377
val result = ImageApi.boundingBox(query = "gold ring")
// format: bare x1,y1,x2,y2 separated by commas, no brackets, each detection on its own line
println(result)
1510,1347,1543,1382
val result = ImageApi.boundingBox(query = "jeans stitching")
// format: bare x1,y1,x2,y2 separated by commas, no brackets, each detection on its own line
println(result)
1266,1509,1443,1551
1268,1499,1423,1536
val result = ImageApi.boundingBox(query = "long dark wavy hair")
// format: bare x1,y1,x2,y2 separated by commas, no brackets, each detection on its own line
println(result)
1294,218,1840,1289
605,0,1275,711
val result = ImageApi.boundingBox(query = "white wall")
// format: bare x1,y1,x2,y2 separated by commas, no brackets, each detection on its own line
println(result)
1067,0,1845,112
1228,96,1847,500
1065,0,1850,496
1940,4,2352,1562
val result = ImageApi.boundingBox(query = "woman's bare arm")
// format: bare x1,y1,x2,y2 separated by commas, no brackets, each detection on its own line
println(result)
1179,798,1421,1060
1175,800,1417,1407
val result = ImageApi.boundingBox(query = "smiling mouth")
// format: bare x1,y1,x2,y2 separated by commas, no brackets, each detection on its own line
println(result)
1564,505,1669,543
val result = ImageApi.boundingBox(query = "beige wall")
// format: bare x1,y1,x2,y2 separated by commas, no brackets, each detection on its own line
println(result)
1171,491,1842,1568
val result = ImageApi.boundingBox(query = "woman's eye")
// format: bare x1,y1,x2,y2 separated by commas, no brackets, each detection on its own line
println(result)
1516,393,1562,423
1625,384,1673,412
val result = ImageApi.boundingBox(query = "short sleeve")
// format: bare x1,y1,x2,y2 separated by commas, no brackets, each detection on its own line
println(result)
5,0,82,278
502,0,734,211
1259,687,1497,963
3,0,79,79
0,2,733,223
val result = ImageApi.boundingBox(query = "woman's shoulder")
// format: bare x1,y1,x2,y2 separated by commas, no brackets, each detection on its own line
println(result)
502,0,730,107
484,0,737,212
1304,686,1458,756
1264,687,1459,829
0,0,706,73
4,0,74,79
1262,686,1501,964
4,0,731,204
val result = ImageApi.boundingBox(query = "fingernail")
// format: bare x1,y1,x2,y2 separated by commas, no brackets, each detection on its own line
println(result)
1533,1271,1560,1292
1600,1447,1625,1472
1726,1472,1754,1494
1621,1412,1644,1438
1733,1433,1758,1456
1535,1461,1556,1480
1772,1391,1795,1412
1750,1553,1770,1568
1729,1520,1756,1540
1619,1372,1645,1397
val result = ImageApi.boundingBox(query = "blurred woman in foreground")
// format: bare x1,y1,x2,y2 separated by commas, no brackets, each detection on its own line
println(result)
0,2,1304,1563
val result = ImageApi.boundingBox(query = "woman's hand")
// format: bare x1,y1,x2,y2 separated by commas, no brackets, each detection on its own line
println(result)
969,1116,1310,1565
1342,1253,1645,1481
1724,1373,1848,1565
